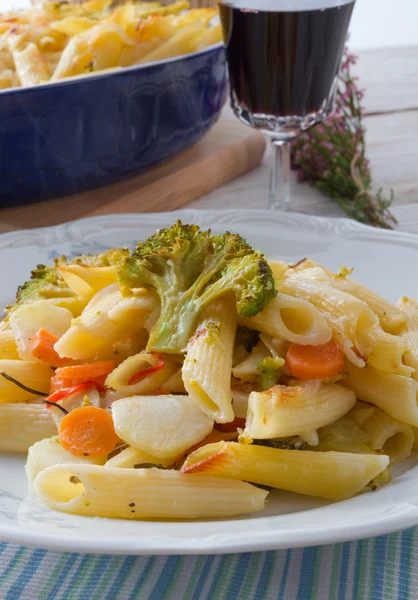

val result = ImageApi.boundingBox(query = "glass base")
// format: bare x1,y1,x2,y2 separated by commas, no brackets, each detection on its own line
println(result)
230,96,332,139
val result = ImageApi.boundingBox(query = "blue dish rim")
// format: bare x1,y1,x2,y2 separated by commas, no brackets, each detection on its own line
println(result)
0,41,224,99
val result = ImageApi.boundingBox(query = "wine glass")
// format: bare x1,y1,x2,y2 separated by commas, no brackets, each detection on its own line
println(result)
218,0,356,210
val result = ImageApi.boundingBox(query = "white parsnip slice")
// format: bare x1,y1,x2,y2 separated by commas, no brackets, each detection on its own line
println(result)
112,394,213,459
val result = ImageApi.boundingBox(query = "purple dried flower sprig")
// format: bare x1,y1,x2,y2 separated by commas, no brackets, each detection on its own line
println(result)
292,47,397,229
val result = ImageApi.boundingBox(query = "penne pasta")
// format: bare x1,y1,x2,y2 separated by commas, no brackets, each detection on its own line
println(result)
316,417,374,454
279,268,379,366
239,292,332,347
245,382,356,439
182,297,236,423
12,42,50,87
34,464,268,519
397,296,418,382
59,264,118,299
181,441,389,501
360,406,415,463
344,364,418,426
26,436,105,490
0,404,56,452
105,351,178,396
105,446,174,468
55,285,156,360
0,330,20,359
346,401,376,428
362,325,410,375
331,276,406,335
0,360,53,403
137,23,205,64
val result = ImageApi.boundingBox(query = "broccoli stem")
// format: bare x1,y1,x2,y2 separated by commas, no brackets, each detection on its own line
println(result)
147,297,200,353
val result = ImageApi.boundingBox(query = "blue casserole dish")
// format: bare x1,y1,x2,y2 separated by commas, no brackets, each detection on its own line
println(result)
0,42,226,207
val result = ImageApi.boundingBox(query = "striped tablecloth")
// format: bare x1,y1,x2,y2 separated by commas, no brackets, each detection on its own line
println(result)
1,529,418,599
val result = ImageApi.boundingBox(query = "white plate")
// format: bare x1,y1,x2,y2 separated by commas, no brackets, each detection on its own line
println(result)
1,209,418,555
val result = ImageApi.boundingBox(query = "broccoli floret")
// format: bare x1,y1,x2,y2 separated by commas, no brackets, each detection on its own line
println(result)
117,221,276,353
6,248,128,315
257,356,284,391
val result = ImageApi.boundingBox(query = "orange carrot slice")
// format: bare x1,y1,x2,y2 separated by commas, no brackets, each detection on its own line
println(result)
285,340,344,380
30,329,69,367
59,406,118,457
53,360,115,389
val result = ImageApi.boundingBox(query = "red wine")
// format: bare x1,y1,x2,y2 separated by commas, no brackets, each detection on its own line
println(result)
219,0,355,121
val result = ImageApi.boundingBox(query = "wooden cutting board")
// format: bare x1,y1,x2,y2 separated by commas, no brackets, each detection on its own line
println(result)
0,117,265,234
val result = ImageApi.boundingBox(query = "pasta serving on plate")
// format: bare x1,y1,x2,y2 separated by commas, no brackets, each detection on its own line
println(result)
1,221,417,520
0,0,221,89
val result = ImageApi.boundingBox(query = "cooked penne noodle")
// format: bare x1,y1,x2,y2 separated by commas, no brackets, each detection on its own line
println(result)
360,406,415,463
12,42,50,86
159,368,186,394
0,360,53,403
344,364,418,426
0,68,15,89
181,442,389,501
105,446,174,468
112,394,213,459
239,293,332,346
397,296,418,382
34,464,268,519
182,297,236,423
0,330,20,359
50,17,98,36
55,285,155,360
316,417,374,454
51,34,91,79
287,261,406,334
331,276,406,335
137,23,205,63
0,404,56,451
279,268,378,366
346,401,376,428
245,382,356,439
26,436,105,490
195,23,221,50
59,264,118,298
362,325,410,375
105,351,178,396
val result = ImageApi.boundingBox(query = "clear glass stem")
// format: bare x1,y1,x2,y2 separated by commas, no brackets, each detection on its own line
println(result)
269,138,291,211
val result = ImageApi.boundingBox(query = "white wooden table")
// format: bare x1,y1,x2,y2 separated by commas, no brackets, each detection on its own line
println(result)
189,45,418,233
